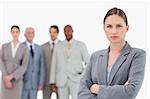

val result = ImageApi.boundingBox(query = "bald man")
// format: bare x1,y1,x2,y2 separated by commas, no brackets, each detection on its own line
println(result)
22,27,45,99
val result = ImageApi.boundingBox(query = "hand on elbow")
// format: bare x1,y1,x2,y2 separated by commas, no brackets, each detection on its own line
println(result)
124,81,128,86
90,84,100,94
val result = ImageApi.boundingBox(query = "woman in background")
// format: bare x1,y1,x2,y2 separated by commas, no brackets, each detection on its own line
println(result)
0,25,29,99
78,7,146,99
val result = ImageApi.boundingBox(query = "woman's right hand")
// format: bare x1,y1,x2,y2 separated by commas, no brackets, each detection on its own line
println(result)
4,81,13,89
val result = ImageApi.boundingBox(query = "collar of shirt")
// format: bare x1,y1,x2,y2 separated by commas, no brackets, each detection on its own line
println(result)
49,39,59,45
26,41,35,50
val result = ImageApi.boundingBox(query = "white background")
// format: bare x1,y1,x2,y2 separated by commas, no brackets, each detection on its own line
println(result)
0,0,149,99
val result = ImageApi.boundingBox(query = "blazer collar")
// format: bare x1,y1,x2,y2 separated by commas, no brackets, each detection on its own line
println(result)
63,39,76,59
99,41,131,56
98,42,132,85
108,42,131,84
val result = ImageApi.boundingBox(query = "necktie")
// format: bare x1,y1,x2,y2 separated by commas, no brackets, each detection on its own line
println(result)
30,45,34,57
51,42,55,54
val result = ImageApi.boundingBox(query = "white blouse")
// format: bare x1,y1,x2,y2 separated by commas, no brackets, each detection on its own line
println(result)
11,42,20,58
107,67,112,82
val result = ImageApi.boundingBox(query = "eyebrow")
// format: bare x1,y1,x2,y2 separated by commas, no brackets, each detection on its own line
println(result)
106,23,123,25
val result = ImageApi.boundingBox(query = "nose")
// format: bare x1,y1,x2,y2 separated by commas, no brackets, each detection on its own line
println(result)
111,27,117,34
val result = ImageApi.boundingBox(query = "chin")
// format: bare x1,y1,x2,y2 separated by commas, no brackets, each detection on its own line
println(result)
110,40,121,44
52,38,55,41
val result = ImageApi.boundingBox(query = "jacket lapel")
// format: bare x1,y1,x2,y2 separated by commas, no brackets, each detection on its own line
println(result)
45,42,52,57
63,39,76,59
33,44,37,63
108,42,131,85
68,40,76,58
98,49,108,85
63,41,68,59
7,42,13,59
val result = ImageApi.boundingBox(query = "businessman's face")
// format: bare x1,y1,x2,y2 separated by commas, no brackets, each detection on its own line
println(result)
49,28,58,41
11,27,20,41
64,26,73,41
25,28,35,43
104,14,128,44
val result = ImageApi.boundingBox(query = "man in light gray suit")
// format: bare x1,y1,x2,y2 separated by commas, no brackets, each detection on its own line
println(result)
22,27,45,99
50,25,90,99
42,25,60,99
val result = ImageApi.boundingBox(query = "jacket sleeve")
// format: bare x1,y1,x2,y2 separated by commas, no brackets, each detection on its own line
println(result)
39,47,45,86
0,45,7,75
97,50,146,99
81,43,90,65
78,54,97,99
12,46,29,81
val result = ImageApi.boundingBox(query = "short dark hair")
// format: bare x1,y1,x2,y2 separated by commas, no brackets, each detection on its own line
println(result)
103,7,128,26
50,25,59,33
11,25,20,31
64,24,73,31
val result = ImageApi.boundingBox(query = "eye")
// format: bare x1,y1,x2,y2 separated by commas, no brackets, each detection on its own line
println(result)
106,25,112,28
116,24,123,28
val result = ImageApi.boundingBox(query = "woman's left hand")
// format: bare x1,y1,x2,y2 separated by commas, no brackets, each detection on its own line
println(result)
90,84,100,94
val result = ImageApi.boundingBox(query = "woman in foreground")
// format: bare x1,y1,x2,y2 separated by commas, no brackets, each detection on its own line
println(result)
78,7,146,99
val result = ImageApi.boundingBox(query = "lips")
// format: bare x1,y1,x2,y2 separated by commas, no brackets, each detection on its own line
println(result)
110,36,119,39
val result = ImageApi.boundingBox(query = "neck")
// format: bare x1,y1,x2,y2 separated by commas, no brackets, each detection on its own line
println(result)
109,41,126,52
12,40,19,47
12,39,19,44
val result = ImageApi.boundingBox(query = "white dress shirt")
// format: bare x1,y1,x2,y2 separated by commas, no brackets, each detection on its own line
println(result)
11,41,20,58
64,38,74,58
49,39,59,49
26,41,35,50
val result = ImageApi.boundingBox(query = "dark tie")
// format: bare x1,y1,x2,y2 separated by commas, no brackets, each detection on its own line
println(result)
30,45,34,57
51,42,55,54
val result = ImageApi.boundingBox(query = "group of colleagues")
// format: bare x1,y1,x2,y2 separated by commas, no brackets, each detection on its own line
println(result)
0,7,146,99
1,23,88,99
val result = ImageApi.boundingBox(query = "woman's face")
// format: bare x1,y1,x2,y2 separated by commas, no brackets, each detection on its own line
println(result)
11,27,20,41
104,14,128,44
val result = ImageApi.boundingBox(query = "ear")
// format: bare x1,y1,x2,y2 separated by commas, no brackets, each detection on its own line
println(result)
126,25,129,32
